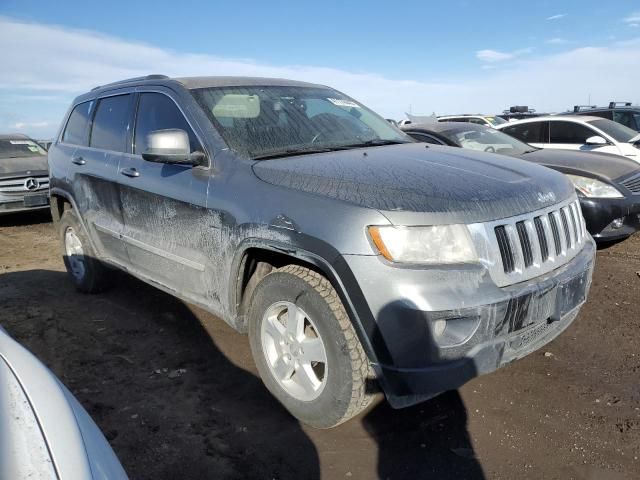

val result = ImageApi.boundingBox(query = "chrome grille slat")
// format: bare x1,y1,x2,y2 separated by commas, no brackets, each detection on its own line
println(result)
0,176,49,194
516,221,533,267
533,217,549,262
472,196,588,287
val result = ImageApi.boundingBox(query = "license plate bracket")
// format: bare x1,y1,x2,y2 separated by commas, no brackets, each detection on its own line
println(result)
551,271,588,321
23,195,48,207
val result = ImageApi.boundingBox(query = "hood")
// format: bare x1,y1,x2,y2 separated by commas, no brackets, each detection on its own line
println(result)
252,143,575,224
520,148,639,183
0,155,48,177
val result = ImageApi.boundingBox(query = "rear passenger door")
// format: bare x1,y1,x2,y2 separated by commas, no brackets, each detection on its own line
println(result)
501,121,549,148
117,90,212,301
65,94,132,264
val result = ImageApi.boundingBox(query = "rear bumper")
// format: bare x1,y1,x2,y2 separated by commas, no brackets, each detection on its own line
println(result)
580,196,640,241
342,239,595,407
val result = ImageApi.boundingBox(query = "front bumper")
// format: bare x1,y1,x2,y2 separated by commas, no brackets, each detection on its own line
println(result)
341,238,595,407
0,194,50,215
580,196,640,241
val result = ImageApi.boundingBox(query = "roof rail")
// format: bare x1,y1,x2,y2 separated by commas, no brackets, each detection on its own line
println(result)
608,101,633,109
91,74,169,91
573,105,597,113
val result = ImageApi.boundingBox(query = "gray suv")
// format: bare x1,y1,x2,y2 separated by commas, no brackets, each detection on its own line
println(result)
48,75,595,428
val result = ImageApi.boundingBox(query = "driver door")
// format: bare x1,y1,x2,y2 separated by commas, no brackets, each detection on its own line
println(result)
116,90,213,301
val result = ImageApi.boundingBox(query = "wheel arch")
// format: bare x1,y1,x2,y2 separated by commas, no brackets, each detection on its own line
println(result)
229,239,380,366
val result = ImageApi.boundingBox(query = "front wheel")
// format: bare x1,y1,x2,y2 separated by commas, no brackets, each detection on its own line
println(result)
248,265,375,428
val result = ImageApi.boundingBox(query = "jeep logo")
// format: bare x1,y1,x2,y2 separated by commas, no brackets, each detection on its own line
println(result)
537,191,556,203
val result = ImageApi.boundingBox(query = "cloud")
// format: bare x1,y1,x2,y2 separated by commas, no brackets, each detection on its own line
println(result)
546,38,569,45
623,12,640,24
1,16,640,136
546,14,566,21
12,121,50,129
476,48,533,63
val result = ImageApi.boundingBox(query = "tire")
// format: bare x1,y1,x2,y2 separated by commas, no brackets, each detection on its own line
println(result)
248,265,375,428
59,209,111,293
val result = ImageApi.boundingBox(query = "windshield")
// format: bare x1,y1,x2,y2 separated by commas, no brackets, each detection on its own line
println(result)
0,139,47,159
588,119,638,142
440,125,534,156
486,116,507,126
191,85,411,159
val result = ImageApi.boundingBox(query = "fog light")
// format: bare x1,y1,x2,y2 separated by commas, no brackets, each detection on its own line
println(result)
432,319,447,337
429,315,481,347
611,218,624,229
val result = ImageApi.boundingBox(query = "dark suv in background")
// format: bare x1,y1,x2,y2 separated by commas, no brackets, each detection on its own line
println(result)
48,75,595,428
569,102,640,131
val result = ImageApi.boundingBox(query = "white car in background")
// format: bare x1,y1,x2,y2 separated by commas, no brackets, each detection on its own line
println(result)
437,114,507,127
0,326,127,479
496,115,640,162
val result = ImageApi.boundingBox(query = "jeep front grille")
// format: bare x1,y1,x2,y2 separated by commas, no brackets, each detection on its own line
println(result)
468,197,587,287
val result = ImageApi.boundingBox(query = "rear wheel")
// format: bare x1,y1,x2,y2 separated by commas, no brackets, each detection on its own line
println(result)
59,209,111,293
248,265,375,428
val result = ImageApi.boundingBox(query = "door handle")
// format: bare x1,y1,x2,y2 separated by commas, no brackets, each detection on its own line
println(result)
120,167,140,178
71,157,86,165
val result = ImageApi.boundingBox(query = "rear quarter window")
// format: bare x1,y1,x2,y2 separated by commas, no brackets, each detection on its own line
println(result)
62,101,94,146
502,122,548,143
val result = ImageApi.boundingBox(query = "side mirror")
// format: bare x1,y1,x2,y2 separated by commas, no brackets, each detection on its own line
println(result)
585,135,607,146
141,129,204,165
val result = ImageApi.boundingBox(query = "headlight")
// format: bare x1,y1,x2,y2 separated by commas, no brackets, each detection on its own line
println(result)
368,225,478,264
566,174,623,198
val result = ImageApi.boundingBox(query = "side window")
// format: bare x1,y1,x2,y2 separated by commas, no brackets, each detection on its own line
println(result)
62,101,94,146
503,122,547,143
89,94,132,152
613,111,636,130
406,132,444,145
446,118,469,123
549,121,595,144
468,118,487,125
134,93,201,154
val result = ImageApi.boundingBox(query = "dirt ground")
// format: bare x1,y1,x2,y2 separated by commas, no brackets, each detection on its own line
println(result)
1,210,639,480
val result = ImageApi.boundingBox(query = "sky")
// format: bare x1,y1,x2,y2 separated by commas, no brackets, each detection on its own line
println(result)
1,0,640,138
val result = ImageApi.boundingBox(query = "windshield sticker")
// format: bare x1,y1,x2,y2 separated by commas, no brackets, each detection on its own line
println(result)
327,98,361,108
27,145,40,152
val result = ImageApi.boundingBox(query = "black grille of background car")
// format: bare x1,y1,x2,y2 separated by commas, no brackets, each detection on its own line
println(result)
621,173,640,194
495,201,585,275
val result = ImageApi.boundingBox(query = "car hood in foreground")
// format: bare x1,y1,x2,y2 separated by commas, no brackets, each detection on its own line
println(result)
252,143,574,224
519,149,640,183
0,155,48,177
0,326,127,480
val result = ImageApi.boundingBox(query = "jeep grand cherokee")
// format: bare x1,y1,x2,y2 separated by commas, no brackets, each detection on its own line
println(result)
48,75,595,428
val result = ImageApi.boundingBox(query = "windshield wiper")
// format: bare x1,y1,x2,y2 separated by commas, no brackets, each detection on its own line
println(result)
340,139,410,149
253,147,338,160
522,148,539,154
